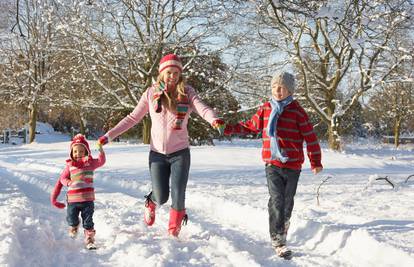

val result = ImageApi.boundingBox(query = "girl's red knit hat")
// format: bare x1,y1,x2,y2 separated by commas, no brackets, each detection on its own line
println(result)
159,54,183,73
70,134,91,160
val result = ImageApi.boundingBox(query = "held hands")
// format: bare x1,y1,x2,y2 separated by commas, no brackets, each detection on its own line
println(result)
97,135,108,150
96,142,103,152
212,119,226,136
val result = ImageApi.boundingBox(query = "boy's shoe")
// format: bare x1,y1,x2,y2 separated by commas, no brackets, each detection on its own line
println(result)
144,192,156,226
69,225,79,239
275,245,292,259
84,229,96,250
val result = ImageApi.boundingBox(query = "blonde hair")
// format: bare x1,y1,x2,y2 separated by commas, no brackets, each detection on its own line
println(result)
156,72,187,111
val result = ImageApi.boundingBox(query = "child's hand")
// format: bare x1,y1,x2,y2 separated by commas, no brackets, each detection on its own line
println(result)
96,142,104,152
97,135,109,146
312,167,323,175
52,200,65,209
212,119,226,136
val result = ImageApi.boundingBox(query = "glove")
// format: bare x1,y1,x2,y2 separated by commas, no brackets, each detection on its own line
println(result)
212,119,226,136
50,180,65,209
52,200,66,209
96,142,103,152
97,135,109,146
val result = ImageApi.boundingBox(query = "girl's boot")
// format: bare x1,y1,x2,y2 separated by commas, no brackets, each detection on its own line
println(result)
84,229,96,250
144,192,156,226
168,208,188,237
68,224,79,239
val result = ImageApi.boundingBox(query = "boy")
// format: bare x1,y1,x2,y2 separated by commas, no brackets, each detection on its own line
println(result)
224,71,323,258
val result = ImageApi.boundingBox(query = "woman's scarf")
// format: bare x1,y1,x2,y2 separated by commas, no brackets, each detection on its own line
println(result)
266,95,294,162
152,82,189,130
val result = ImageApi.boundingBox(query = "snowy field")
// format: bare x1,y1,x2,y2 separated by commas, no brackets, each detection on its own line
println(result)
1,125,414,266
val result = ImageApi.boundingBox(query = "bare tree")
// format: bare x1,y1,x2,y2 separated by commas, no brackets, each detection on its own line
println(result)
54,0,228,143
229,0,412,150
1,0,63,142
365,29,414,147
368,81,413,147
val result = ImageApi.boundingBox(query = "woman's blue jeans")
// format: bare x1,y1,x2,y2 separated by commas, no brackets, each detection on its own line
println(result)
149,148,190,210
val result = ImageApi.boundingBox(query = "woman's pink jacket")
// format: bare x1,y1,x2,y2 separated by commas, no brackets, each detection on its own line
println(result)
105,85,219,154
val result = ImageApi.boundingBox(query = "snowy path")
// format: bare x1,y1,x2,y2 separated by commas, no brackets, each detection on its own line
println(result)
0,139,414,266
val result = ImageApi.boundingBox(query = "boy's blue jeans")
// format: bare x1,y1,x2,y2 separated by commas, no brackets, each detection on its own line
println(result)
265,164,300,247
66,201,94,230
149,148,190,210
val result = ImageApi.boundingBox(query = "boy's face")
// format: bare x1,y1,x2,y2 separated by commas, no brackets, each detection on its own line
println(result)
271,83,291,101
72,144,86,161
162,67,181,88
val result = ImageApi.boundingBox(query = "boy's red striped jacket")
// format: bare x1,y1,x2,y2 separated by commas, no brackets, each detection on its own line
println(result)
225,100,322,170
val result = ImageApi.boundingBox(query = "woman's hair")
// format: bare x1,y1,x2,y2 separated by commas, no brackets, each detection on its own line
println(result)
156,72,186,111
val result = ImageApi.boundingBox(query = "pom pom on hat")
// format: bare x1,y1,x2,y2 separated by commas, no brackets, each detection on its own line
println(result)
271,71,296,94
159,54,183,73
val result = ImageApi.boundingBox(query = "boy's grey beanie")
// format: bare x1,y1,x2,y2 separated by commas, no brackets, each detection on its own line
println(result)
271,71,295,93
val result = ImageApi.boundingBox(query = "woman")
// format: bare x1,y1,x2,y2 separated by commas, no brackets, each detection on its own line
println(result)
98,54,224,237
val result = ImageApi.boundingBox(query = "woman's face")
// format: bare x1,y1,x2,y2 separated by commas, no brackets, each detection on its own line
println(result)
162,67,181,88
271,83,291,101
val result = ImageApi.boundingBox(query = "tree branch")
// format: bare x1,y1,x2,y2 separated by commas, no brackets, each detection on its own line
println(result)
11,0,25,37
405,174,414,183
316,175,333,206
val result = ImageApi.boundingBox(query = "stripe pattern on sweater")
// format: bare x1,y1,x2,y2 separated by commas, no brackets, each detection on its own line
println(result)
66,166,96,202
226,100,322,170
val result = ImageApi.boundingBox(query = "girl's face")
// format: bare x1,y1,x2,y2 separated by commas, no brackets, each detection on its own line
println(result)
72,144,86,161
162,67,181,88
271,83,291,101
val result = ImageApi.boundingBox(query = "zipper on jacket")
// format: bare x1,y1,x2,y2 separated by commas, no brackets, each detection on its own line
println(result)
163,108,167,153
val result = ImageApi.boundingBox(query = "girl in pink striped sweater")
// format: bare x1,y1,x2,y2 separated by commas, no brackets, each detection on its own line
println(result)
54,134,105,249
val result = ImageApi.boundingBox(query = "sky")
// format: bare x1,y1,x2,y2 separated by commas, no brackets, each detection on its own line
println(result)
0,122,413,266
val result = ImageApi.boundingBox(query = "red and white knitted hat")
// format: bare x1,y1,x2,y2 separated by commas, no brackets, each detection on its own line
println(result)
70,134,91,160
159,54,183,73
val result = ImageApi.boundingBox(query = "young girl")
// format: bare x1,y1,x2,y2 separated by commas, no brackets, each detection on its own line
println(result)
224,71,323,258
52,134,106,249
98,54,224,237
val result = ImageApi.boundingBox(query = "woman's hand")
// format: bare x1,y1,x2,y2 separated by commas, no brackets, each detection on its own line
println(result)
97,135,109,146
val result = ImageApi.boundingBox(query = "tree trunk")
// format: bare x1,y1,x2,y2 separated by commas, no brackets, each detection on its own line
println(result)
80,119,85,135
142,116,151,144
77,111,86,135
327,123,341,151
393,117,401,148
28,104,38,143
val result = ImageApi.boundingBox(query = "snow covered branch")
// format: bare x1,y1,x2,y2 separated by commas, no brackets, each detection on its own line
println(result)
364,175,395,190
10,0,25,37
375,177,395,189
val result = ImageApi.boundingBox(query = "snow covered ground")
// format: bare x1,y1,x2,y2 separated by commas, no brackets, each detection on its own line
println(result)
1,127,414,266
